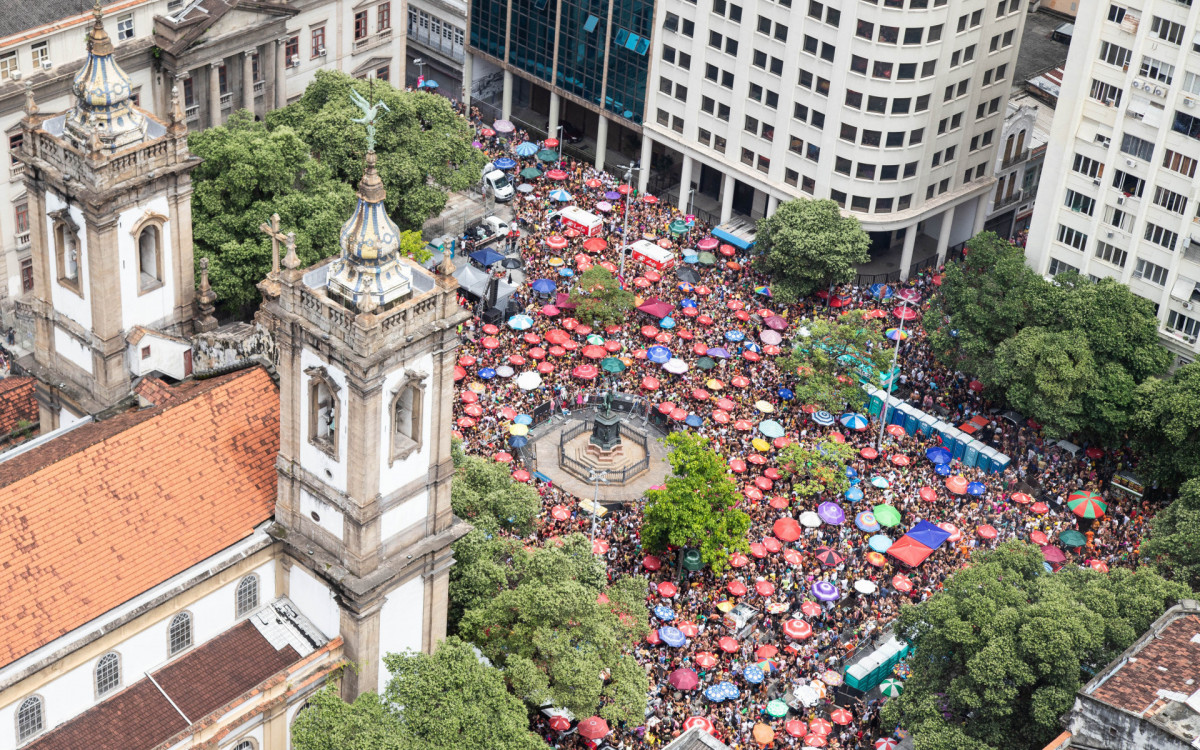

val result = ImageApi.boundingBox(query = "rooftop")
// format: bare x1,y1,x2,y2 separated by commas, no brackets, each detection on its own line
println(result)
663,727,732,750
0,366,279,667
0,376,37,437
0,0,131,43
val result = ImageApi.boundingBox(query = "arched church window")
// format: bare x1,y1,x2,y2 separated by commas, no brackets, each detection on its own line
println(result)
168,612,192,655
51,209,81,295
389,372,427,463
305,367,340,459
235,574,259,617
16,696,43,742
95,652,121,696
138,225,162,290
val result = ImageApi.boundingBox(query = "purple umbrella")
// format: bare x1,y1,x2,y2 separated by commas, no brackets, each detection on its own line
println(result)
472,140,483,148
812,581,840,601
759,330,782,345
707,347,730,359
669,667,700,690
764,315,788,331
818,501,846,525
604,191,621,200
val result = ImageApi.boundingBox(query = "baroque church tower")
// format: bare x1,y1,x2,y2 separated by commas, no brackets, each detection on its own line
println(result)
258,144,470,699
16,3,198,425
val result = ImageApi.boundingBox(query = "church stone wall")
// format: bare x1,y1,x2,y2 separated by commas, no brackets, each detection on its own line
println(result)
190,322,277,373
116,196,175,332
43,192,92,332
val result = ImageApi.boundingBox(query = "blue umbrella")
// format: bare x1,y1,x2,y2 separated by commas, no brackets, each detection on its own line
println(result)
870,476,890,489
758,420,785,438
653,605,675,621
507,314,534,330
719,682,740,700
509,435,529,448
869,283,893,299
868,534,893,553
647,345,672,364
550,188,573,202
743,342,762,354
659,316,676,329
845,486,864,502
743,664,764,684
515,414,533,425
531,279,557,294
725,330,745,342
705,686,727,702
659,626,687,647
494,156,517,169
680,298,698,308
839,412,869,430
845,466,859,478
936,464,952,477
813,411,835,426
685,414,703,428
470,248,505,266
678,282,695,293
855,511,881,532
683,253,699,264
558,268,574,277
420,79,440,89
515,142,539,157
707,347,730,359
967,481,987,496
926,447,952,465
778,387,794,400
479,367,496,380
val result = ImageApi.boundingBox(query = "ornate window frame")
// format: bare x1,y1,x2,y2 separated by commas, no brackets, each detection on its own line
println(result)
305,365,341,460
389,369,428,464
94,651,122,698
235,574,260,618
129,211,168,294
49,207,81,297
15,695,44,744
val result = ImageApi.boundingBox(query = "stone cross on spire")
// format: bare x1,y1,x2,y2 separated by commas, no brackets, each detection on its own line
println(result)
257,213,287,298
195,257,218,332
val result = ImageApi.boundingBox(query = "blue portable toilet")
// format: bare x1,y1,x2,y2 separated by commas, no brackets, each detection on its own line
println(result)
946,428,968,459
918,412,937,437
931,420,953,447
903,408,921,436
991,450,1011,474
962,441,980,469
889,400,907,426
977,446,998,473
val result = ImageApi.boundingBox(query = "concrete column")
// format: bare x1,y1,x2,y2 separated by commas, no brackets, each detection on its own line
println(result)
548,92,561,137
208,62,222,127
595,115,609,172
275,39,288,109
638,134,653,193
972,194,988,235
720,173,735,223
898,223,919,281
767,194,780,215
936,204,957,266
501,70,514,120
677,154,694,211
462,52,474,108
242,50,255,112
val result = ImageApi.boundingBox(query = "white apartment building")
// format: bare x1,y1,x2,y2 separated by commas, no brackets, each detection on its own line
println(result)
0,0,404,345
641,0,1029,280
1026,0,1200,362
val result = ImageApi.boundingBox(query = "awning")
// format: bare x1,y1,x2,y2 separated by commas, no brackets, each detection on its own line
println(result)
1170,276,1198,302
886,535,934,567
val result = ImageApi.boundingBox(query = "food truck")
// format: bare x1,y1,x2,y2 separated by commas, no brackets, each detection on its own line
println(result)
555,206,604,237
627,240,677,271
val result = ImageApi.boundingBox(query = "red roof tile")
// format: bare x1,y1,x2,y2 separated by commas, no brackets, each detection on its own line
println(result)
0,367,279,667
28,620,300,750
1091,614,1200,714
0,376,37,436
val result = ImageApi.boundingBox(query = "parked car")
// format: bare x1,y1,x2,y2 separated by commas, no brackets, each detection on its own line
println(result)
482,167,514,202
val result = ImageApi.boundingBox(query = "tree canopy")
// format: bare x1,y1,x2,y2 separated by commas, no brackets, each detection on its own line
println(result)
1130,362,1200,490
641,431,751,573
1142,479,1200,591
457,535,650,725
291,637,545,750
568,266,636,325
752,199,870,303
778,310,891,413
775,440,858,499
882,542,1190,750
991,327,1097,438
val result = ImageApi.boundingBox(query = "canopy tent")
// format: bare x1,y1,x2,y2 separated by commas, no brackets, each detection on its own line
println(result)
637,298,675,318
454,264,517,307
905,520,952,550
886,535,935,567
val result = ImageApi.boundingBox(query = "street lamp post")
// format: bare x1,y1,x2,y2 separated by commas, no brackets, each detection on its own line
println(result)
588,469,608,545
876,297,911,451
413,57,425,87
555,124,564,164
620,163,641,281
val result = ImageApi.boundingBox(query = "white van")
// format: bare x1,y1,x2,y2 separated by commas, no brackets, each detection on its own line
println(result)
482,169,514,202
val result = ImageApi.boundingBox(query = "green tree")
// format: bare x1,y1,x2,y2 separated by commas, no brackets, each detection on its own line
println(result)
188,111,355,310
882,542,1190,750
778,310,891,413
568,266,636,325
1057,276,1172,382
1130,362,1200,490
642,431,751,575
292,637,545,750
775,440,858,499
267,71,486,229
752,198,870,303
991,327,1097,438
1143,479,1200,589
457,536,649,725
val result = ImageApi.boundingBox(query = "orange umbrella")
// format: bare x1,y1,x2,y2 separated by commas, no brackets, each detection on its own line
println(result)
945,475,969,494
753,724,775,745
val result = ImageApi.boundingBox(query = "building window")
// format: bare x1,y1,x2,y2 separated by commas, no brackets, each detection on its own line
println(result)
95,653,121,696
355,11,369,40
1056,224,1088,251
1094,241,1128,268
1167,311,1200,339
1144,222,1179,251
378,1,391,31
232,741,255,750
30,43,47,69
137,225,162,291
376,65,390,82
1164,149,1198,177
307,369,339,457
1120,133,1154,161
51,210,81,295
1151,16,1185,44
285,36,300,66
168,612,193,655
0,52,17,81
1099,41,1132,69
117,13,134,41
236,575,259,617
20,259,33,293
312,26,326,58
1153,186,1187,214
1048,258,1079,277
15,203,28,235
16,697,42,742
1133,259,1169,285
391,374,426,462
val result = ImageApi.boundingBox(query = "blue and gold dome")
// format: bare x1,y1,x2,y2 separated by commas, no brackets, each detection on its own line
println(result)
326,151,414,312
63,2,150,152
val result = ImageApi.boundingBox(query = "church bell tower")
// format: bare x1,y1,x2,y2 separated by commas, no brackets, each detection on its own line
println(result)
16,2,199,420
258,140,470,698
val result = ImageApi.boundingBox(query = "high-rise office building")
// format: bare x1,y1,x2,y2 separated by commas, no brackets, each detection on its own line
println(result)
640,0,1029,279
1026,0,1200,362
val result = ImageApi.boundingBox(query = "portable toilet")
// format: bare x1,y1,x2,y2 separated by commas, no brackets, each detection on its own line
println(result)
889,399,907,426
931,420,954,447
944,428,967,459
866,388,885,417
903,406,921,435
917,412,937,437
962,440,981,469
978,446,999,474
992,450,1012,474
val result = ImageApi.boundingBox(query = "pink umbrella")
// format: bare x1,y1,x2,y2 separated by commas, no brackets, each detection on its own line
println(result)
669,668,700,690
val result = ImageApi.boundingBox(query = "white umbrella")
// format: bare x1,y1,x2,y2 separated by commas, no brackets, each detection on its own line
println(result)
495,365,515,378
663,357,689,374
799,511,821,528
516,371,543,390
853,580,878,595
794,685,820,707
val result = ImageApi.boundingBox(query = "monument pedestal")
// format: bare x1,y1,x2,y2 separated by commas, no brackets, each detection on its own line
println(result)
590,411,621,451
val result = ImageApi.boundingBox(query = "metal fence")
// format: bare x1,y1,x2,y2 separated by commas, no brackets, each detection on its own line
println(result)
855,270,901,287
558,417,652,484
421,196,496,242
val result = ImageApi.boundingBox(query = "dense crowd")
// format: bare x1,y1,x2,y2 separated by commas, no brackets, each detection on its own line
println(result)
450,123,1158,750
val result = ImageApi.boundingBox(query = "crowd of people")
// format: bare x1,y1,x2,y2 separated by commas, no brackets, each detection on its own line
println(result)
450,123,1159,750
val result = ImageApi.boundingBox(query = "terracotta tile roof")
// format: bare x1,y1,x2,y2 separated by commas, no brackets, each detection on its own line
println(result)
0,367,279,667
0,376,37,436
1091,614,1200,714
27,620,300,750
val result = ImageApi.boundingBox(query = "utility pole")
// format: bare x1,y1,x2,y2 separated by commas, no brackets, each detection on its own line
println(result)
876,297,911,451
619,163,641,281
588,468,608,545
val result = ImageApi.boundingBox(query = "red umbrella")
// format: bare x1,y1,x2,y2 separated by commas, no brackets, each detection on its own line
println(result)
684,715,715,734
712,410,730,424
716,397,736,410
773,436,791,448
729,552,750,567
800,601,822,617
545,329,570,344
893,306,919,320
945,475,968,494
745,487,764,502
719,244,736,257
692,342,709,356
643,555,662,570
541,304,560,316
734,419,754,431
493,452,512,462
646,629,661,645
545,137,561,148
764,468,781,480
749,543,767,558
786,720,808,738
756,644,778,659
592,539,609,554
545,234,569,249
549,716,571,732
458,354,477,367
1031,502,1049,514
770,496,791,510
831,709,854,725
814,547,844,567
885,424,906,437
481,336,500,349
729,458,747,473
481,323,500,335
743,350,761,362
575,324,593,335
1090,559,1110,572
546,169,569,181
1011,492,1034,505
809,719,833,736
891,575,913,592
537,362,554,374
577,717,609,740
654,332,672,344
644,269,661,281
732,375,751,388
756,580,775,596
643,193,659,204
860,447,879,460
581,344,607,359
968,379,984,393
691,388,710,400
604,340,622,352
658,401,676,414
890,454,910,466
453,366,467,381
658,581,678,597
754,476,773,491
641,376,660,390
718,636,739,653
694,652,718,668
547,346,566,357
805,735,828,747
480,127,496,136
783,549,803,565
617,184,633,195
1085,446,1105,459
735,310,751,322
698,314,715,325
783,619,812,639
762,536,781,553
977,524,998,539
572,364,598,379
1030,530,1049,545
938,522,961,542
461,391,479,404
550,505,570,520
728,580,748,596
875,739,898,750
678,620,700,637
522,332,542,345
918,486,937,502
668,667,699,690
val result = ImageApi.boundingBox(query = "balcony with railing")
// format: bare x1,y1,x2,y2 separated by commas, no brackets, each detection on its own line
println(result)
185,104,200,122
994,189,1024,210
219,92,233,109
407,26,464,62
14,231,30,249
1000,148,1030,170
254,80,265,95
354,28,393,53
